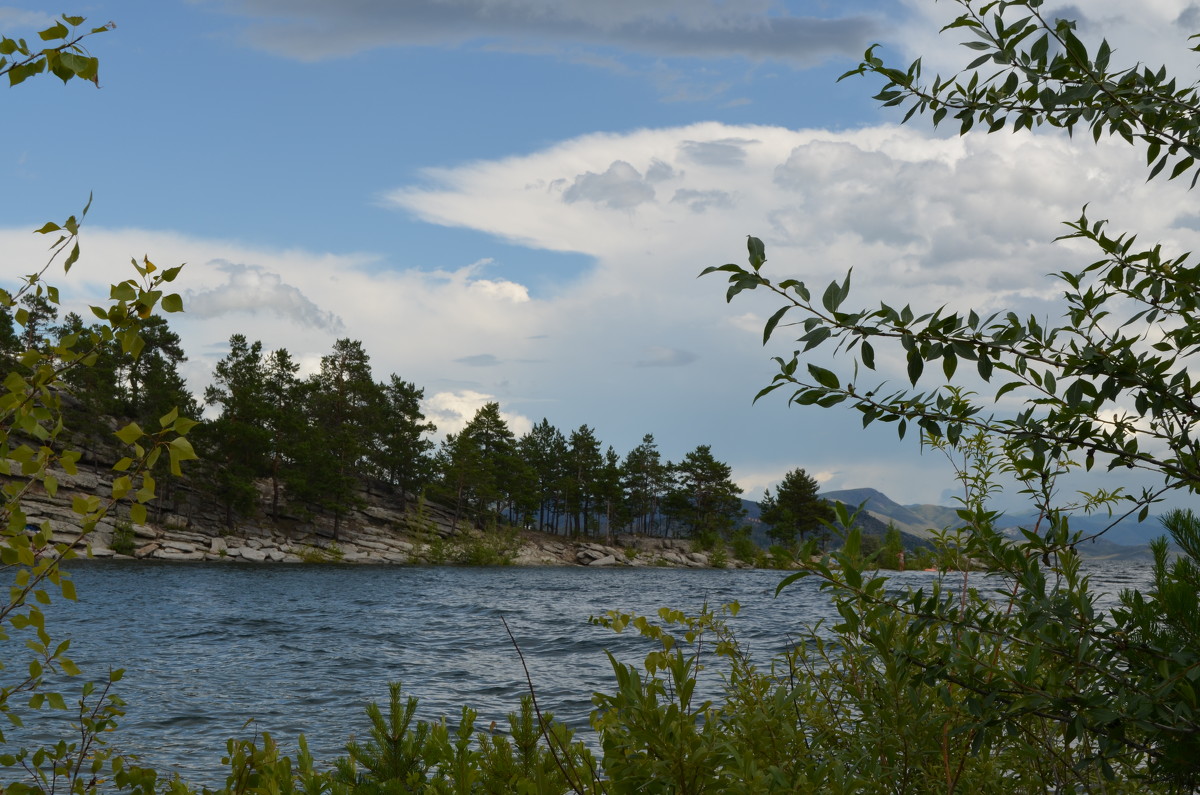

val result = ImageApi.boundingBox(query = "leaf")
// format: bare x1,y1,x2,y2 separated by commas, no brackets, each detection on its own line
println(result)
111,476,132,501
907,350,924,385
114,422,144,445
1170,156,1195,181
161,293,184,313
110,282,136,302
38,22,69,41
807,364,840,389
802,326,832,352
995,381,1023,400
168,436,198,476
135,474,156,503
822,279,843,312
173,416,200,435
942,351,957,380
978,354,994,381
861,340,875,369
763,305,791,344
130,502,147,526
747,236,766,270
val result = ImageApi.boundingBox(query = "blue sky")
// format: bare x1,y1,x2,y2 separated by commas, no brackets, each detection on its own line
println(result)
4,0,1200,512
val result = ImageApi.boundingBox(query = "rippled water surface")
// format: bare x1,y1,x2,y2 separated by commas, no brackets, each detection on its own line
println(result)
23,559,1153,785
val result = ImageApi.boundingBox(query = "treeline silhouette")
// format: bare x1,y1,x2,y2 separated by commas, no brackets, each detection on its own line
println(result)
3,300,748,541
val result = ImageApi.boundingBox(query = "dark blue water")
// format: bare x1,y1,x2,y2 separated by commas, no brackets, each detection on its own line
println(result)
10,559,1153,785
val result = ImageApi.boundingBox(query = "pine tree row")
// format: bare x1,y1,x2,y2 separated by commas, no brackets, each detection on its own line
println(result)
2,302,753,541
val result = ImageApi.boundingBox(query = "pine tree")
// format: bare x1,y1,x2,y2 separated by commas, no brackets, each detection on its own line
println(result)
17,292,58,352
565,424,604,536
120,315,188,420
598,446,626,542
54,312,123,433
758,468,832,547
621,434,669,536
517,419,568,532
289,339,382,539
464,402,520,525
663,444,744,540
370,375,436,509
201,335,270,526
262,347,302,520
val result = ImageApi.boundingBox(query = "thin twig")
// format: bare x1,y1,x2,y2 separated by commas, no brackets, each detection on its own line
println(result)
500,614,606,794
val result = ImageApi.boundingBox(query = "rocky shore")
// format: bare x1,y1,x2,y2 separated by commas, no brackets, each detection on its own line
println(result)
21,459,743,569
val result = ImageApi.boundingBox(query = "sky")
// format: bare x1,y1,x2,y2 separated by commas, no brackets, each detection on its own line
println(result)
4,0,1200,513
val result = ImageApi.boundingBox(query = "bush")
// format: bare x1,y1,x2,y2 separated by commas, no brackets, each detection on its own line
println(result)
297,543,344,564
730,527,758,563
767,543,794,569
458,528,518,566
111,520,135,556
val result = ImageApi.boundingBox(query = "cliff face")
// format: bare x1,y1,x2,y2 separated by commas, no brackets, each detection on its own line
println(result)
16,452,729,569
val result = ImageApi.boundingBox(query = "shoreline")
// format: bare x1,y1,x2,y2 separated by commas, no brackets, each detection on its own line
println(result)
66,520,740,569
20,463,752,570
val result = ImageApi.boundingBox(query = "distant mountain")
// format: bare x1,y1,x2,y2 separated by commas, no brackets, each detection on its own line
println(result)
820,488,944,542
993,511,1165,548
818,488,1158,560
741,491,931,551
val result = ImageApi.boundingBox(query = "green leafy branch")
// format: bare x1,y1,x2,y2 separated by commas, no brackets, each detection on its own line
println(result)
702,227,1200,522
0,14,112,87
840,0,1200,185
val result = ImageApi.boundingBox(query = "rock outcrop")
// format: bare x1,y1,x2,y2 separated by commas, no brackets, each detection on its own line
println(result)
15,457,746,569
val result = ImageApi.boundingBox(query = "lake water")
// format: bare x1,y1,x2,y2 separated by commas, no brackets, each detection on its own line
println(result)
10,559,1155,786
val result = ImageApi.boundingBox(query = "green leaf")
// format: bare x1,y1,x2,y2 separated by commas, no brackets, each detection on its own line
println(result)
942,350,957,380
807,364,840,389
38,22,69,41
978,354,993,381
112,476,132,500
802,326,832,352
995,381,1023,400
822,279,843,312
173,416,200,435
747,236,766,270
161,293,184,313
168,436,199,476
159,407,179,429
110,282,136,302
114,422,144,445
763,305,791,344
907,350,924,385
130,502,147,526
1170,156,1195,181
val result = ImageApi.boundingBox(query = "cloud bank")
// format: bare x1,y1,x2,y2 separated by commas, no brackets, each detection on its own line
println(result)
197,0,881,63
10,118,1196,504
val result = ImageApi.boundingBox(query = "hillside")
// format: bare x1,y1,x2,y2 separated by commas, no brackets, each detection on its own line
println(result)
820,487,1156,560
820,488,943,542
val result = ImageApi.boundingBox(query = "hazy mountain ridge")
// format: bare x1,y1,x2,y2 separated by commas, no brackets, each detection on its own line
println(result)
818,487,1158,560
